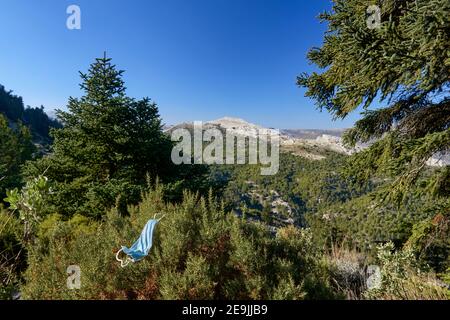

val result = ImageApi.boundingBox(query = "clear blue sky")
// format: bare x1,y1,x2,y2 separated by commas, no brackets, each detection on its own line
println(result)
0,0,364,129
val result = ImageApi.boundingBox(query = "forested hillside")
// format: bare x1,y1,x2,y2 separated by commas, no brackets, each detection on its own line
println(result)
0,85,62,202
0,85,61,143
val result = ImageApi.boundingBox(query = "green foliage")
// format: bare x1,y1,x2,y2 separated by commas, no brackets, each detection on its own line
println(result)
306,192,449,257
405,213,450,273
270,276,305,300
212,152,367,227
298,0,450,201
159,253,216,299
4,175,50,243
24,55,175,218
366,242,448,300
377,242,418,285
0,208,24,299
22,106,62,142
443,268,450,287
20,184,338,300
0,85,24,122
292,153,374,211
0,85,60,142
1,14,448,298
0,114,35,200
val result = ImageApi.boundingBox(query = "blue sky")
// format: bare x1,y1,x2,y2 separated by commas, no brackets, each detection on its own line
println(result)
0,0,365,129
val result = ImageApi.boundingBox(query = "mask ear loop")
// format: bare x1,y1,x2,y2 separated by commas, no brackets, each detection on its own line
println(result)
153,212,166,222
116,248,135,268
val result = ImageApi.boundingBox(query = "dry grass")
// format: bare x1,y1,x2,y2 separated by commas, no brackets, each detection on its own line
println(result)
325,244,368,300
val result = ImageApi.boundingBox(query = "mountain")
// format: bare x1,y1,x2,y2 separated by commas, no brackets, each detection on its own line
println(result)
168,117,275,138
206,116,263,130
167,117,357,154
280,128,346,139
167,116,450,166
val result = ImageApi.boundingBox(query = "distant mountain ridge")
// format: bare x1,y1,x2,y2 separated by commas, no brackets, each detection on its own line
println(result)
166,116,358,153
167,116,450,166
167,117,347,138
281,128,346,139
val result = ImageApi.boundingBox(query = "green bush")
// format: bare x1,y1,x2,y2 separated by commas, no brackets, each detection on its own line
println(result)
0,208,24,299
405,213,450,273
20,184,339,300
365,242,448,300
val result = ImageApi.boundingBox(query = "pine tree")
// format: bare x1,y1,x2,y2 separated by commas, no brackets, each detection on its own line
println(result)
0,114,35,199
298,0,450,202
0,85,24,122
25,54,173,217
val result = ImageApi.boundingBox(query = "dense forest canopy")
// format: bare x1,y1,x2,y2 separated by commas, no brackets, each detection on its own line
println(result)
0,114,35,199
0,85,61,142
0,85,62,201
0,85,24,121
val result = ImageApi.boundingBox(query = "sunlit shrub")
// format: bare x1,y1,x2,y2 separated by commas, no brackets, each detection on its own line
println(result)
20,184,340,300
365,242,448,300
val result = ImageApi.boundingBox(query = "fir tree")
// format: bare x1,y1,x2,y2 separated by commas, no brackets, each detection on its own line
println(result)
297,0,449,202
25,54,173,217
0,114,35,199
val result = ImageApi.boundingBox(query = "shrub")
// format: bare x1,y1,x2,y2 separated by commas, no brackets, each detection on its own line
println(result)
4,175,50,244
405,213,450,273
0,208,24,299
20,184,339,300
325,246,367,300
365,242,448,300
